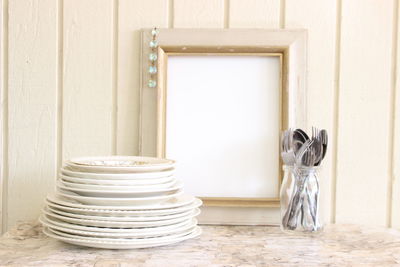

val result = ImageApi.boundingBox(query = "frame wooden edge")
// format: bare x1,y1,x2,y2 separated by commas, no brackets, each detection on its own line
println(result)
201,197,280,208
156,47,167,158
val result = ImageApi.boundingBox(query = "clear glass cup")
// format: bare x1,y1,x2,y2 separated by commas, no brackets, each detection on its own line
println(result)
280,165,323,233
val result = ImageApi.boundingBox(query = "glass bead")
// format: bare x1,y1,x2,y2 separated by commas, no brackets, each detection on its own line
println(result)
149,66,157,74
149,53,158,61
149,40,158,48
151,28,159,36
148,80,157,88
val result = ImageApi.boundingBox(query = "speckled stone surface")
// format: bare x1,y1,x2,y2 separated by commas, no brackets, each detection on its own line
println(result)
1,222,400,266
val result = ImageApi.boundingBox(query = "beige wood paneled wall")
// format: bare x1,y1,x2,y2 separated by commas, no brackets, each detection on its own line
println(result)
0,0,399,232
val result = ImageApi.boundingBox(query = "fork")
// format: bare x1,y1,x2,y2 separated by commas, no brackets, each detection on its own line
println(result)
281,129,296,166
285,139,314,229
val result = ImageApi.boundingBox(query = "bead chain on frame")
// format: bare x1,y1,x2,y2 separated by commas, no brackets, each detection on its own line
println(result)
148,28,158,88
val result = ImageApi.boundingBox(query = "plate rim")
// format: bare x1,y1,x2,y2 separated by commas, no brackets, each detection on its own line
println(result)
43,208,200,227
42,226,202,249
57,189,184,206
68,156,176,167
40,216,198,238
45,197,202,215
40,214,198,233
59,174,176,186
57,180,183,195
47,193,197,210
46,204,199,222
45,224,198,242
61,167,175,179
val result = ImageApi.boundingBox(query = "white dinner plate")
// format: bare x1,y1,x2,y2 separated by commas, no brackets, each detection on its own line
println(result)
40,216,198,238
43,208,200,228
58,177,178,190
41,214,196,233
57,180,183,198
46,225,197,243
43,226,202,249
60,174,176,186
65,156,175,173
62,167,175,180
45,197,202,216
57,189,183,206
46,204,199,222
47,193,197,210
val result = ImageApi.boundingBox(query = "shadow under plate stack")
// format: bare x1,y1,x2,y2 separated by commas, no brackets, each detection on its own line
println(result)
40,156,202,249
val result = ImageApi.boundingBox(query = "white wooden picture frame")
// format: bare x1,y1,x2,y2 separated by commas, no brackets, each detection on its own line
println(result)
140,29,307,222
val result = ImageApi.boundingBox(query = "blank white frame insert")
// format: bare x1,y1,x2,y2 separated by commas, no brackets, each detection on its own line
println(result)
165,55,281,198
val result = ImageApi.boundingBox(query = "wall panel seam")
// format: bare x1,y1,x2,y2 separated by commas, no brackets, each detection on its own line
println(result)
387,0,399,228
279,0,285,29
224,0,229,29
331,0,342,224
57,0,64,171
112,0,119,155
1,0,9,234
168,0,174,28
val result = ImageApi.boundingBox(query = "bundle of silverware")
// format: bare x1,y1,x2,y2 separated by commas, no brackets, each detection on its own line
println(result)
280,128,328,232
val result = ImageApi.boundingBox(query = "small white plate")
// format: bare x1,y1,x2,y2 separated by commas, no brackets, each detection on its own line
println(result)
57,189,183,206
40,216,198,238
62,167,175,180
45,197,202,216
41,214,196,233
66,156,175,173
57,180,183,198
43,226,202,249
47,193,197,210
46,205,199,222
60,174,176,187
43,208,200,228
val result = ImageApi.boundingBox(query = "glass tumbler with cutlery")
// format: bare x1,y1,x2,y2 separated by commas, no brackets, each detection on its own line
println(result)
280,128,328,233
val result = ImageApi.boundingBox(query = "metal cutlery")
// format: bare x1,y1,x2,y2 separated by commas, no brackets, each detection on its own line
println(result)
280,127,328,232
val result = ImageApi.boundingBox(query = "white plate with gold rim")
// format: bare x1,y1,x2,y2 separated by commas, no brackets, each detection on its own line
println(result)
57,189,183,206
40,216,198,238
65,156,175,173
61,167,175,180
57,180,183,198
60,174,176,186
45,197,202,216
43,226,202,249
43,207,200,228
41,214,196,233
46,204,199,222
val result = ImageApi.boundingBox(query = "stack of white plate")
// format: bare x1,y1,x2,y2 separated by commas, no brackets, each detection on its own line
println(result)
40,156,202,249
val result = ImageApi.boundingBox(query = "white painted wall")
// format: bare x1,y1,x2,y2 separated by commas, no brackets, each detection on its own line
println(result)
0,0,399,231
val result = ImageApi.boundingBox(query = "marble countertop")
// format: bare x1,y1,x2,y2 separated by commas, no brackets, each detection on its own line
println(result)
1,222,400,266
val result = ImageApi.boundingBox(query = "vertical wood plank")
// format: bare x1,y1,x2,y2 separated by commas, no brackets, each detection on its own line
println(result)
285,0,337,223
336,0,394,225
117,0,168,156
63,0,113,159
7,0,57,228
391,1,400,228
173,0,224,28
0,0,8,233
229,0,280,28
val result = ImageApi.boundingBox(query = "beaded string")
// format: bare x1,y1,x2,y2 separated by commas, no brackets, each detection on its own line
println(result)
148,28,158,88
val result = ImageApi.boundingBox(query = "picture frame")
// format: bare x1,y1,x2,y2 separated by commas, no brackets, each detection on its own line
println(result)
140,29,307,208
